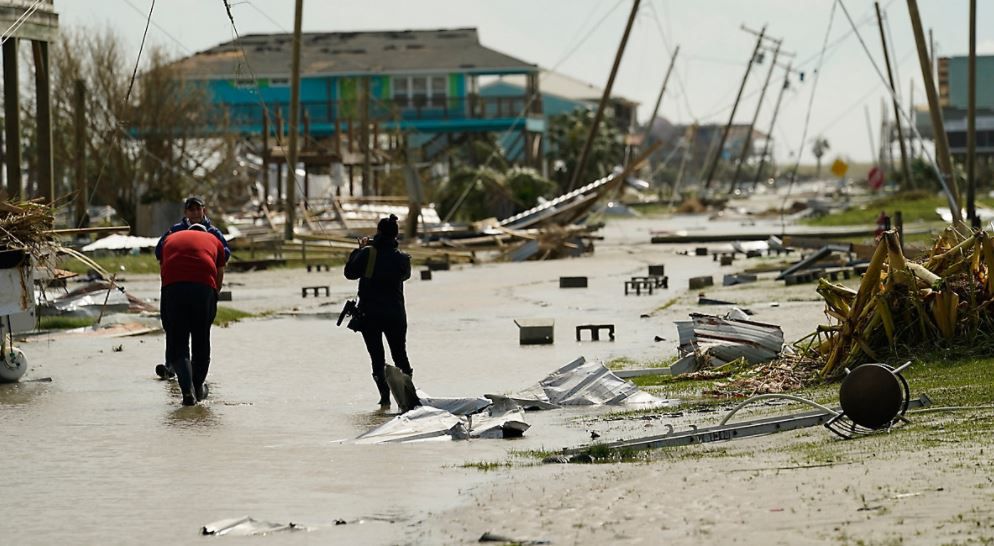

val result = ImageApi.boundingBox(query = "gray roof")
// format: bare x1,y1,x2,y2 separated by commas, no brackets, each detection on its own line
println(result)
171,28,537,79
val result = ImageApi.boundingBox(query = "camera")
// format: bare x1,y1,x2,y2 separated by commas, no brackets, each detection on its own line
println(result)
337,299,358,327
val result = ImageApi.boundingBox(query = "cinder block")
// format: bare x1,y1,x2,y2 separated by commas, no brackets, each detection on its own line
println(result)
695,247,708,256
559,276,588,288
218,291,232,301
746,250,762,258
420,270,432,281
648,264,666,276
720,255,734,266
514,319,554,345
688,276,714,290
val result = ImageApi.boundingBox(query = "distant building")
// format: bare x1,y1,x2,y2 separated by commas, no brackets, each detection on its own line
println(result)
168,28,545,166
911,55,994,158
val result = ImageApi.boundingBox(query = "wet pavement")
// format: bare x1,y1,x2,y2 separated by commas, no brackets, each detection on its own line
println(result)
1,216,825,544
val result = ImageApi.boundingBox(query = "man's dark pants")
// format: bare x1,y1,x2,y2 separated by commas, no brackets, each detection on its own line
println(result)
360,315,413,380
161,282,218,395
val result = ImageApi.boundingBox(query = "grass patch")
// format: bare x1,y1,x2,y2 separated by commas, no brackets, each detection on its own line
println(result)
802,190,955,227
214,306,254,327
460,460,513,471
36,315,96,330
60,252,162,275
653,297,680,313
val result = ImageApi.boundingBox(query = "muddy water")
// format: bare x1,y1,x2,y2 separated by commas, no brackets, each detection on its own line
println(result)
0,216,778,545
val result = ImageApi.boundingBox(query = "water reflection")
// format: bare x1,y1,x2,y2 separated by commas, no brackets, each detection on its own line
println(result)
349,407,395,431
0,379,51,406
165,404,219,428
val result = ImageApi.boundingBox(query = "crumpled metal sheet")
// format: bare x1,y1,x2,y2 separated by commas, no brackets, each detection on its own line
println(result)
416,391,492,416
201,516,307,536
503,357,675,409
355,406,467,444
81,234,159,252
677,312,784,369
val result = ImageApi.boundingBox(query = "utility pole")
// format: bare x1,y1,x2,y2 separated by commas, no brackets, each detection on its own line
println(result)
567,0,640,192
73,79,88,227
967,0,977,226
643,46,679,147
875,2,912,190
703,24,766,190
730,37,791,194
907,0,961,223
864,104,877,166
285,0,302,241
752,62,792,188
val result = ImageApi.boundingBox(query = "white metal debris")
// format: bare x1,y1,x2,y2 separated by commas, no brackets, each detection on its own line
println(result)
503,357,676,409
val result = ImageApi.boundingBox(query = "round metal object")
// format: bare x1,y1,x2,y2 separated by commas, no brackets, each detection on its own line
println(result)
0,347,28,383
839,363,905,429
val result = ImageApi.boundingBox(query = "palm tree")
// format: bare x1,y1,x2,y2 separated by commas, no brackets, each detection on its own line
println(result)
811,137,831,179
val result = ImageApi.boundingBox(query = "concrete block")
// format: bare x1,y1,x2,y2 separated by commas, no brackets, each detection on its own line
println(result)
420,270,432,281
720,255,734,266
688,276,714,290
648,264,666,276
218,291,232,301
514,319,554,345
426,260,450,271
695,247,708,256
576,324,615,341
559,276,588,288
746,249,762,258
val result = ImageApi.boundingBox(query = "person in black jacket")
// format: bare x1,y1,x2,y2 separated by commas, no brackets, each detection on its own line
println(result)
344,214,413,406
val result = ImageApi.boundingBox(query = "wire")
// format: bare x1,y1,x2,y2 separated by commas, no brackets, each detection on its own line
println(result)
836,0,958,216
719,394,840,427
118,0,191,54
779,0,838,232
0,0,43,47
125,0,156,104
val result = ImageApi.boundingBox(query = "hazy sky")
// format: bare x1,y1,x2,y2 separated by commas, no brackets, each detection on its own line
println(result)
56,0,994,165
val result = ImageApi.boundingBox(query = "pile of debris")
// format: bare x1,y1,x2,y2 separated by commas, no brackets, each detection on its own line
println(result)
804,228,994,376
0,198,57,259
673,310,785,374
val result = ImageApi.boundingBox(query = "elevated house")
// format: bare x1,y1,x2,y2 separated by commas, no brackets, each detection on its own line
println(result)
168,28,545,170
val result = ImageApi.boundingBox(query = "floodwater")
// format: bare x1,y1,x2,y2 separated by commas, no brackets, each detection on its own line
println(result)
0,215,817,545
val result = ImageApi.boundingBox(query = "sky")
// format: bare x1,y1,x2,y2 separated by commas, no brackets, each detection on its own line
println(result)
55,0,994,166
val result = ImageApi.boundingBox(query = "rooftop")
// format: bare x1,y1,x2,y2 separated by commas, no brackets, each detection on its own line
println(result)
171,28,537,79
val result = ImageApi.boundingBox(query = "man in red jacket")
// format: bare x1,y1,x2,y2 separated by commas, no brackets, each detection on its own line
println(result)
159,223,225,406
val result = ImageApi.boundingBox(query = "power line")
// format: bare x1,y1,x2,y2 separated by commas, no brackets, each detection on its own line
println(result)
125,0,156,103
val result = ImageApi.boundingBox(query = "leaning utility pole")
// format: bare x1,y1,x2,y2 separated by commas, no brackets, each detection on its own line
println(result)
730,37,789,194
864,104,877,166
285,0,303,241
751,62,791,188
703,24,766,190
907,0,961,222
967,0,977,226
643,46,680,147
567,0,640,192
875,2,912,190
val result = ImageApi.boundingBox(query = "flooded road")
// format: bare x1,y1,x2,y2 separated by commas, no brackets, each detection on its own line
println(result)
1,216,824,544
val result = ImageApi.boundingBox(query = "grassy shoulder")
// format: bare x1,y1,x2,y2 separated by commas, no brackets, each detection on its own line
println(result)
802,191,953,227
36,316,97,330
214,306,254,327
60,253,162,275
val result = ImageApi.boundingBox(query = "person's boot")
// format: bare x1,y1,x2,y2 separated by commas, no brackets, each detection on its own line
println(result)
155,363,175,380
172,358,196,406
195,383,209,402
373,374,391,407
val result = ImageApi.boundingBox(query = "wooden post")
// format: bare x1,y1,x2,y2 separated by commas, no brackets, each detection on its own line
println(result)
643,46,679,148
730,41,780,194
303,110,310,210
875,2,913,191
360,76,371,196
73,79,88,227
262,112,271,205
32,41,53,204
907,0,961,223
285,0,303,241
4,38,21,200
704,26,767,189
967,0,978,227
566,0,641,192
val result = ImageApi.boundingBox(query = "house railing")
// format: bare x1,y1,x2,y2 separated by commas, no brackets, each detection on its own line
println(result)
212,94,534,128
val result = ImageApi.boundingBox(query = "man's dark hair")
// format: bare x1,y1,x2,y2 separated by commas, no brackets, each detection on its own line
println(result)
184,196,205,209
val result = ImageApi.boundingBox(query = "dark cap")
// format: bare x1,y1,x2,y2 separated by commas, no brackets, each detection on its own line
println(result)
184,196,205,209
377,214,399,239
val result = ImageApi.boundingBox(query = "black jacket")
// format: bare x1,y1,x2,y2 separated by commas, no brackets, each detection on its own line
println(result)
344,237,412,320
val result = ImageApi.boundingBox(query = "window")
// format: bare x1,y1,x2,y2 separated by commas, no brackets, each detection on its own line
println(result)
269,78,290,87
391,75,448,108
233,79,255,89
